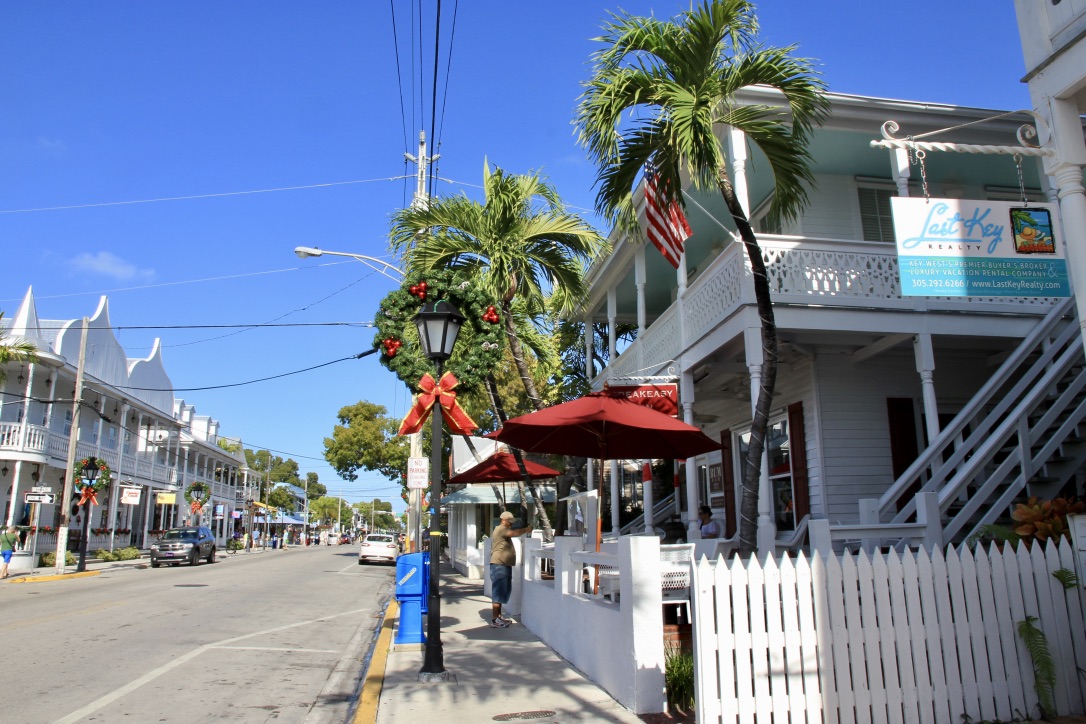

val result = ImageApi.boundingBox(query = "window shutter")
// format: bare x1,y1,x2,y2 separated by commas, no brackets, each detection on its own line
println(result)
720,429,736,539
787,402,810,520
858,187,896,243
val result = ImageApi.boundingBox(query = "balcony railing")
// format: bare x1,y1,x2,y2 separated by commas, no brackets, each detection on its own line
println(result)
597,236,1060,383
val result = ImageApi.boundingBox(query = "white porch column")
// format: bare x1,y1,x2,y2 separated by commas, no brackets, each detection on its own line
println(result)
107,402,130,551
606,287,617,365
681,371,700,539
610,460,620,535
635,248,647,335
728,126,750,212
583,315,594,382
642,461,654,534
6,462,24,527
891,147,911,197
914,334,941,443
1040,96,1086,350
746,327,776,553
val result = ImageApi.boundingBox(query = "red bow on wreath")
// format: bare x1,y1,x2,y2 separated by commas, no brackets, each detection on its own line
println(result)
78,484,99,507
190,500,204,514
398,372,478,436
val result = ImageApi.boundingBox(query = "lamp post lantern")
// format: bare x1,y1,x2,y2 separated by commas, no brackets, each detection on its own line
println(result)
75,457,100,573
415,300,464,680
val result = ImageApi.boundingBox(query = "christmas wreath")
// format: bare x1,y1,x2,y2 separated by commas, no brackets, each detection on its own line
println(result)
184,481,211,513
373,269,504,396
73,457,111,492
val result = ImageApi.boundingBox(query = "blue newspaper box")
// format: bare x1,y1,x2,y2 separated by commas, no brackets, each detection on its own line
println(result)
394,552,429,645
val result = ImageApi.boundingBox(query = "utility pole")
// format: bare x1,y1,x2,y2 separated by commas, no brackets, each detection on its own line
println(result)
404,130,439,553
56,318,89,574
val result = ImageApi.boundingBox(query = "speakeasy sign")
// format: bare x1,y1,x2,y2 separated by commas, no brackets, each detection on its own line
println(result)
890,197,1069,298
603,383,679,417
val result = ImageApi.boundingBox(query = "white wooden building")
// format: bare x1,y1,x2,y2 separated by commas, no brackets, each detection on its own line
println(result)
582,89,1086,554
0,288,257,555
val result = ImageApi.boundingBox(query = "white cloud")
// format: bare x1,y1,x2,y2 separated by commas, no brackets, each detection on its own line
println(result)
36,136,67,157
70,251,156,282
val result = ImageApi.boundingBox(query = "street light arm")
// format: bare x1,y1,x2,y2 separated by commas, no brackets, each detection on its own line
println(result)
294,246,404,282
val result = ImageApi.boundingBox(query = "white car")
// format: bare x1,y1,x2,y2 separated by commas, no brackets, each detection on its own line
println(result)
358,533,398,565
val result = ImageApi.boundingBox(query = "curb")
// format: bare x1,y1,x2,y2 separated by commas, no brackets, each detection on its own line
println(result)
7,570,102,584
353,599,398,724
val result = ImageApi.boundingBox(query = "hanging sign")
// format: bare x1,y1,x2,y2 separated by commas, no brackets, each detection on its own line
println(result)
120,486,142,505
603,383,679,416
213,504,225,519
891,197,1069,298
156,492,176,505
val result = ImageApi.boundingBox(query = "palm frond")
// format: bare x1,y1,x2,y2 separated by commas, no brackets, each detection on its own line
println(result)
1017,615,1057,717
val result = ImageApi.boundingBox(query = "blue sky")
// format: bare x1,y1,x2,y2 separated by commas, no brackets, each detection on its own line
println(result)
1,1,1031,510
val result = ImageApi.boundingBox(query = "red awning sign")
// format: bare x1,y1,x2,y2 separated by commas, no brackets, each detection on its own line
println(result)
603,384,678,417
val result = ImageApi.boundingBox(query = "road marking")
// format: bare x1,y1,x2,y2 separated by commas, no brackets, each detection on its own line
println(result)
0,600,127,633
54,607,371,724
213,645,339,654
353,599,397,724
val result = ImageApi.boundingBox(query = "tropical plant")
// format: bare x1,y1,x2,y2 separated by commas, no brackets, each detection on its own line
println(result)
0,311,38,385
389,162,606,535
575,0,828,554
39,550,76,567
1011,496,1085,543
1018,615,1056,718
664,647,695,712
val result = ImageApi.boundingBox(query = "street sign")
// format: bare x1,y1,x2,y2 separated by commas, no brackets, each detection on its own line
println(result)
25,492,58,505
407,457,430,490
31,486,53,494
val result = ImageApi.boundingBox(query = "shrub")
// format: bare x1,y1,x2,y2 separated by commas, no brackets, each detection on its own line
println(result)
664,647,695,712
39,550,77,567
95,549,117,562
226,538,243,552
114,547,141,560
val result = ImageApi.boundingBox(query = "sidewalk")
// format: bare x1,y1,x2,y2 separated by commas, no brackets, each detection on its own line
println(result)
364,564,643,724
1,544,273,582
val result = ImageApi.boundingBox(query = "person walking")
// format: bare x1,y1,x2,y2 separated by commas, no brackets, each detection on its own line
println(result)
1,525,20,579
489,511,532,628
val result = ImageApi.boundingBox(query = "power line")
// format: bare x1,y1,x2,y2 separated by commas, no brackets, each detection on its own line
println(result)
116,349,377,392
0,176,412,214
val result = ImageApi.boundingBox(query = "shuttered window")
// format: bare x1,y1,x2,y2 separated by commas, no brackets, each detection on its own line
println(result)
858,186,896,243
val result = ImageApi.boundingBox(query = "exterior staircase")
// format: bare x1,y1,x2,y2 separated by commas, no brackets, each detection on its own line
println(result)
815,297,1086,552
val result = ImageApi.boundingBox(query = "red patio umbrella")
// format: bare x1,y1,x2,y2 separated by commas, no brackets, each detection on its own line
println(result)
487,392,720,459
447,451,561,485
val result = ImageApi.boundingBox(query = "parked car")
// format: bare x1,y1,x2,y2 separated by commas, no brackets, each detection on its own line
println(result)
339,533,352,545
150,526,217,567
358,533,398,565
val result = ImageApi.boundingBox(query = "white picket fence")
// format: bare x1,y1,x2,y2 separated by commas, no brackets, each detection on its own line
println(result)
691,542,1086,724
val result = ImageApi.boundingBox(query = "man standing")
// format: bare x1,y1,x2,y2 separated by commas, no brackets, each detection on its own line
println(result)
489,511,532,628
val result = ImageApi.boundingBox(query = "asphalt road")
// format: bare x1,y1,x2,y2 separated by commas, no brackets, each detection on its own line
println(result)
0,544,395,724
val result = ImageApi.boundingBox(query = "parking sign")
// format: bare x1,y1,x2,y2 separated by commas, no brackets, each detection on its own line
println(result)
407,457,429,490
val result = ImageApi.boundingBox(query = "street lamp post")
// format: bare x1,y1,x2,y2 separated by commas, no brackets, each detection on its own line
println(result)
76,457,100,573
293,246,404,282
414,300,465,681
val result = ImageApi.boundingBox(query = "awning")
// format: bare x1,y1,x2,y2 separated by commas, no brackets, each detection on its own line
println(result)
441,483,557,506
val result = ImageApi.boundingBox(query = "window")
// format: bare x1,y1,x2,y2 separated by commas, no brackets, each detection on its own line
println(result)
737,417,796,531
858,186,897,243
123,429,131,455
64,410,72,436
108,426,117,450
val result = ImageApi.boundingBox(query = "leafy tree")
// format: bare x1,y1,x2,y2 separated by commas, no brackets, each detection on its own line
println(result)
324,401,410,484
268,485,296,512
304,472,327,499
576,0,827,554
310,496,351,529
0,311,38,385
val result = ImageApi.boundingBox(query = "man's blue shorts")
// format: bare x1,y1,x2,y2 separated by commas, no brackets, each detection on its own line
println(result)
1,550,13,564
490,563,512,604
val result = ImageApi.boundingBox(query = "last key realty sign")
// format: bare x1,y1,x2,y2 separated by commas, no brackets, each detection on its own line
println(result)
891,197,1069,298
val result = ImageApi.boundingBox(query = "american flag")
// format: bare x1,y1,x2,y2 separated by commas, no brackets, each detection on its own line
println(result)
643,163,691,269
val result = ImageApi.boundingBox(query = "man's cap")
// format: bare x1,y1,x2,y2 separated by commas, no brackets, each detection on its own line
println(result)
500,511,515,520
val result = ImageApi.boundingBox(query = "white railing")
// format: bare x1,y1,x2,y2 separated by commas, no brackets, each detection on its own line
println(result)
692,539,1086,724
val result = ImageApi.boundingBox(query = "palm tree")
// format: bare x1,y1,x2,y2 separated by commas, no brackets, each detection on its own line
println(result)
0,312,38,385
575,0,828,554
389,162,606,535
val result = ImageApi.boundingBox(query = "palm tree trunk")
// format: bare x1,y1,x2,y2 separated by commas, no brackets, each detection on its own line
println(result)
460,433,507,511
486,375,554,537
501,301,544,411
716,164,779,556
